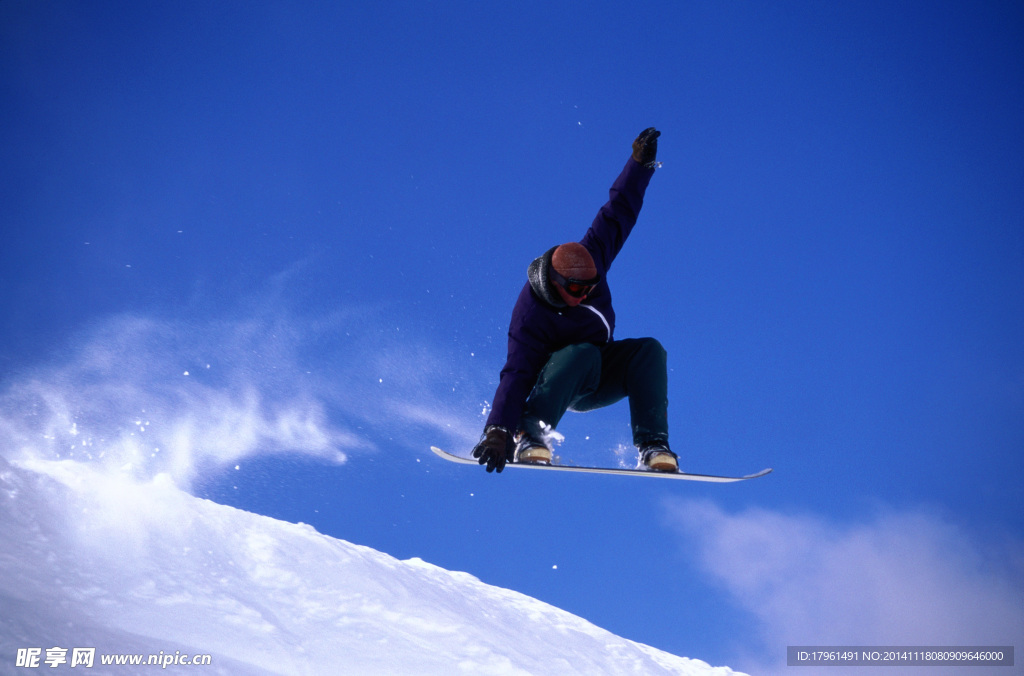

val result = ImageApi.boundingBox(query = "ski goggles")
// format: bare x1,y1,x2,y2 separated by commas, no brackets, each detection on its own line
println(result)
550,269,601,298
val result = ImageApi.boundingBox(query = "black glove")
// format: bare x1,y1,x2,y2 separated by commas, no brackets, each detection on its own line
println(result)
632,127,661,167
471,425,514,473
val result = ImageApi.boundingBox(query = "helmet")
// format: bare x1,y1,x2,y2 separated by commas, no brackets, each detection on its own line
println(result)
550,243,599,299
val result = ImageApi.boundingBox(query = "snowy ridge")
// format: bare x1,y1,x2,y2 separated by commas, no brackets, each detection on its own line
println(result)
0,454,743,675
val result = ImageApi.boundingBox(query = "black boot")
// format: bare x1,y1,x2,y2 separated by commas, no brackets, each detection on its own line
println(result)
638,440,678,472
515,431,552,464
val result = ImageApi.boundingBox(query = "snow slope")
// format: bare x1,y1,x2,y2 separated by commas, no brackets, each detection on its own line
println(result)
0,454,744,675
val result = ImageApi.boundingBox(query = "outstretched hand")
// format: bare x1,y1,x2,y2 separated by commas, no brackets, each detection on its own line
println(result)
471,426,514,473
632,127,661,167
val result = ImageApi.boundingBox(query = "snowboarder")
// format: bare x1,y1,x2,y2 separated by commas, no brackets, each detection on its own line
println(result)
472,127,677,474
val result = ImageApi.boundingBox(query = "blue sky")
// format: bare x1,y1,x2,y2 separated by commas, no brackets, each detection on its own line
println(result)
2,1,1022,673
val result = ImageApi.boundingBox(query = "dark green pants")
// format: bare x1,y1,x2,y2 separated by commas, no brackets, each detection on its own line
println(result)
520,338,669,447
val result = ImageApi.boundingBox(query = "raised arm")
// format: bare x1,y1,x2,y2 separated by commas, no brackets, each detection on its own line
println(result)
580,128,660,273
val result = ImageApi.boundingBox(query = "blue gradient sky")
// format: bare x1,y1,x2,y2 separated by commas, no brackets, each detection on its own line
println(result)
2,2,1022,672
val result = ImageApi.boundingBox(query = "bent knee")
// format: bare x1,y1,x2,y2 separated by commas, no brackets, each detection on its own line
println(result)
638,337,667,359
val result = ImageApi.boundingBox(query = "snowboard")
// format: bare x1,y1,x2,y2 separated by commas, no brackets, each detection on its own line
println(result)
430,446,772,483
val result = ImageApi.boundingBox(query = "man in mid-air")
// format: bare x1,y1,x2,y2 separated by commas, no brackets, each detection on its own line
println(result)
473,127,676,475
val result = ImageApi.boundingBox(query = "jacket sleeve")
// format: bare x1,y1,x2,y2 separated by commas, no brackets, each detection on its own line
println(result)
581,157,655,274
485,291,551,433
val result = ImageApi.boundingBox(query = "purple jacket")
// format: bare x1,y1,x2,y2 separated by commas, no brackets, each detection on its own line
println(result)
485,156,656,432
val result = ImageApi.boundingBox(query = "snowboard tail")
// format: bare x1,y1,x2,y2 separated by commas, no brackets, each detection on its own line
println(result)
430,446,772,483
